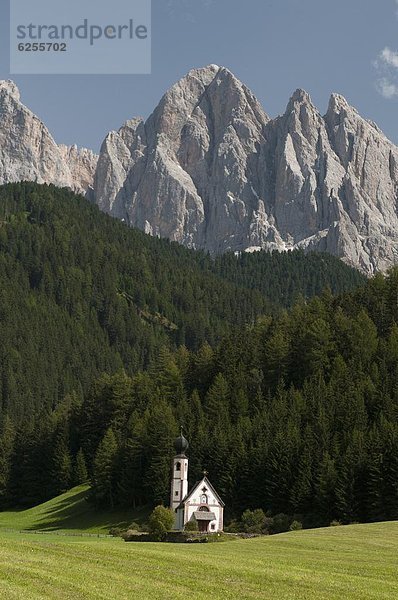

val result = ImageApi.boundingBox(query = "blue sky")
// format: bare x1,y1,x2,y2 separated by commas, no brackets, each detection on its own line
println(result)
1,0,398,151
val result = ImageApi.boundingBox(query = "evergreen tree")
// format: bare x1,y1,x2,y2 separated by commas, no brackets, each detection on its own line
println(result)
49,420,72,496
74,448,88,485
116,413,146,507
91,428,118,508
335,436,367,523
290,448,313,514
380,423,398,520
365,429,383,522
204,373,230,429
0,416,15,507
315,452,337,524
143,400,177,506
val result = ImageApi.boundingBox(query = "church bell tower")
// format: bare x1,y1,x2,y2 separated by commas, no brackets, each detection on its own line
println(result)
170,429,189,512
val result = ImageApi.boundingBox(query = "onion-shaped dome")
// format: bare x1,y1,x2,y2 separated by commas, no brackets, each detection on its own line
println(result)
174,432,189,455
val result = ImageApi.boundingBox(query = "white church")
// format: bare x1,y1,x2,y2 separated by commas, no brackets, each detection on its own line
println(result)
170,431,224,532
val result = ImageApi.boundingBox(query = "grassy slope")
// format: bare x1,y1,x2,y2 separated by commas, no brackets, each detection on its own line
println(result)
0,523,396,599
0,485,149,534
0,489,396,598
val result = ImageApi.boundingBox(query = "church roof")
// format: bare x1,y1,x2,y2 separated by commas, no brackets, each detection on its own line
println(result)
177,476,225,508
194,511,216,521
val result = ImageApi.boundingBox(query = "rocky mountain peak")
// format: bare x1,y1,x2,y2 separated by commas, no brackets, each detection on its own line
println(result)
0,82,97,195
147,65,220,141
0,69,397,274
287,88,312,106
280,88,323,151
327,92,352,114
284,89,318,120
0,80,20,102
91,66,398,274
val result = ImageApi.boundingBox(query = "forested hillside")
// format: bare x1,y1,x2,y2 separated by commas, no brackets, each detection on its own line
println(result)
2,267,398,527
0,182,383,525
214,250,365,308
0,182,363,421
72,271,398,527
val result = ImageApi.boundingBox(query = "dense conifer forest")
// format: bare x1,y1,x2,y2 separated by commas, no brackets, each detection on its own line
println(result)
0,182,363,420
2,182,394,528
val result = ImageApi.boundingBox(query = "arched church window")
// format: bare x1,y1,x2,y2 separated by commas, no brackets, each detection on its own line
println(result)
200,494,208,504
199,506,209,512
175,462,181,471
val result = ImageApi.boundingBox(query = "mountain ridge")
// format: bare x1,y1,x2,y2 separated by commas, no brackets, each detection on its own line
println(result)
0,79,98,196
93,66,398,274
1,68,398,274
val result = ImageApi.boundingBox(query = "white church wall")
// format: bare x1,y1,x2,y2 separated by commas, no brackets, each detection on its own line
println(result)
170,456,189,512
183,479,224,532
185,503,223,532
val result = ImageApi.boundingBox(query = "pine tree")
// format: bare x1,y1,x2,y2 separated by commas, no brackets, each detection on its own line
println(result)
143,400,177,506
116,413,146,507
91,427,118,508
266,431,293,514
204,373,230,429
264,329,290,390
365,429,383,522
154,347,186,405
48,420,72,497
0,416,15,507
74,448,88,485
335,436,367,523
380,423,398,520
290,448,313,514
189,343,215,396
315,452,337,524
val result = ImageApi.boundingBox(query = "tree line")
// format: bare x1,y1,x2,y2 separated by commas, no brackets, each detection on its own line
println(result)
0,260,397,527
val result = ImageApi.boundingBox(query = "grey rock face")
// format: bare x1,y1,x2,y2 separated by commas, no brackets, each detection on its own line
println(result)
93,65,271,251
0,80,97,195
93,66,398,274
1,71,397,275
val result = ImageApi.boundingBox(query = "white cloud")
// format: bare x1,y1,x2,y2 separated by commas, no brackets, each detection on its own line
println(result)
376,78,398,99
373,3,398,98
373,3,398,101
380,47,398,69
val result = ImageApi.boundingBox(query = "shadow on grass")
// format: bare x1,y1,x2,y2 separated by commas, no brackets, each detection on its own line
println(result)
21,489,150,533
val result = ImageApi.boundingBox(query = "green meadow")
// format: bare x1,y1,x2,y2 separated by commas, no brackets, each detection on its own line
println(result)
0,486,396,600
0,485,148,534
0,523,396,599
0,486,398,600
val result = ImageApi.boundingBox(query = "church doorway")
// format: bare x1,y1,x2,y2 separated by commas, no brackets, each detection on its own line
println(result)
197,506,210,532
198,520,208,533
